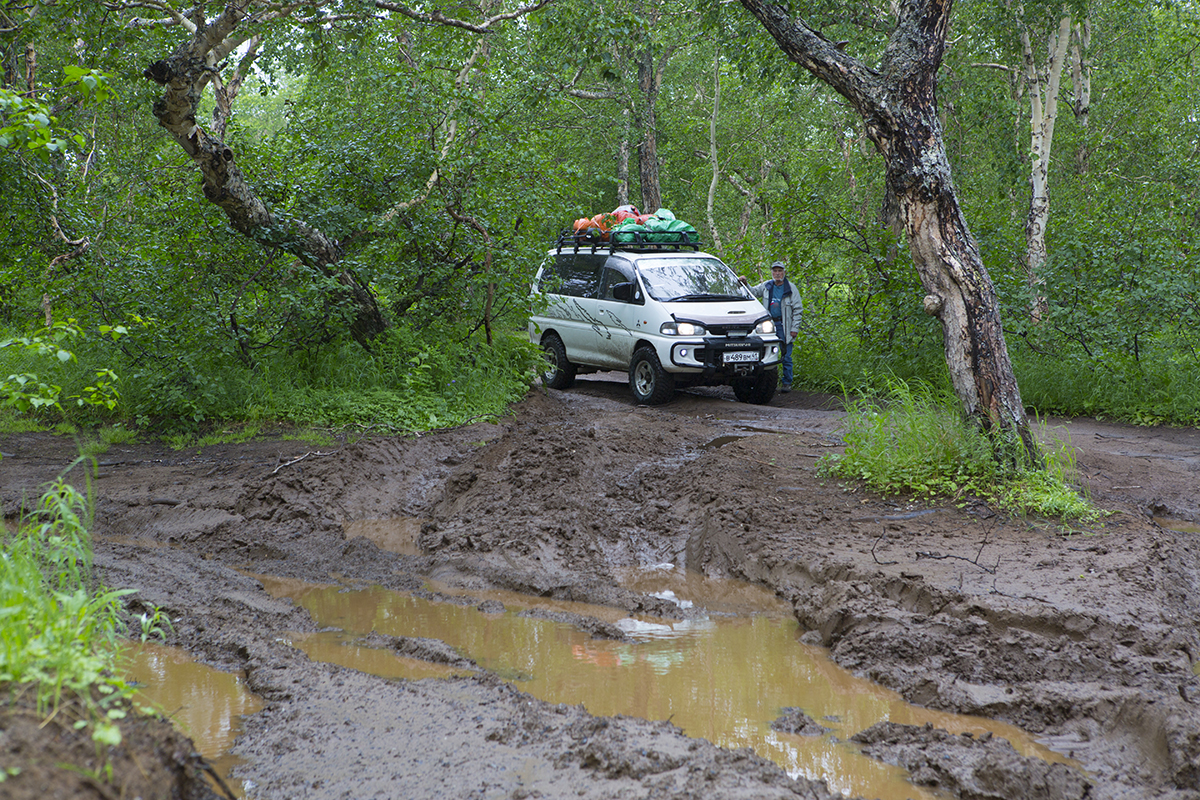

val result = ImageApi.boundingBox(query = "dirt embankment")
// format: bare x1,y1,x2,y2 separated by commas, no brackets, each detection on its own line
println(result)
2,380,1200,800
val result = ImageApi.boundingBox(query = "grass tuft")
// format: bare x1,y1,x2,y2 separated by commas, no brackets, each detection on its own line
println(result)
0,407,45,434
0,467,171,746
820,378,1099,522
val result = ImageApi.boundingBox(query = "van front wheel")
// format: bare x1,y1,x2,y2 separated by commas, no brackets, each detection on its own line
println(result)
541,334,576,389
629,347,675,405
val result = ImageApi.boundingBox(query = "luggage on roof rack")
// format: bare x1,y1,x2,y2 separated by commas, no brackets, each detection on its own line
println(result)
554,228,702,254
557,206,701,253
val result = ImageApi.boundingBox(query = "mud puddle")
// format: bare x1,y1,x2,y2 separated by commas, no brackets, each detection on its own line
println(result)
700,423,798,450
1154,516,1200,534
258,571,1071,800
122,641,262,797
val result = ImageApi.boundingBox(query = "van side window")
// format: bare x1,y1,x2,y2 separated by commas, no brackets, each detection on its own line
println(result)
600,258,640,303
600,266,629,300
536,257,562,294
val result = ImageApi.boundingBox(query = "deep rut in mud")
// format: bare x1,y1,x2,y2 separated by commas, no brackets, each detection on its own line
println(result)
2,378,1200,800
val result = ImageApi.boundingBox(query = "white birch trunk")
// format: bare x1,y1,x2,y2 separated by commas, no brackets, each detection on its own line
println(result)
617,108,632,207
1019,13,1072,324
706,51,724,252
1071,18,1092,172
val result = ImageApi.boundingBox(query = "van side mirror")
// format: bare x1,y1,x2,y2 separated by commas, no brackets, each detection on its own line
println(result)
612,282,634,302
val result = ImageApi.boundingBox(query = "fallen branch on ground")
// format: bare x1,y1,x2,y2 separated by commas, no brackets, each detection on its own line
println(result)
271,450,339,474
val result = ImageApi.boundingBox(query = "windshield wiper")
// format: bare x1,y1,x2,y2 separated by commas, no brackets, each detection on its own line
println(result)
664,293,745,302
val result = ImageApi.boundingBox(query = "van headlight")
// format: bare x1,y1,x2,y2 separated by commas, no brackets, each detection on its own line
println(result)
755,319,776,335
661,321,706,336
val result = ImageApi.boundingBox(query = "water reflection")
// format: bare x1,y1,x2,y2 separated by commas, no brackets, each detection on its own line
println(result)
259,572,1073,800
122,641,262,798
286,630,469,681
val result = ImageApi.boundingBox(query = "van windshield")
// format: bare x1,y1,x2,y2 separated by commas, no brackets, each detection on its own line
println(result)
637,258,752,302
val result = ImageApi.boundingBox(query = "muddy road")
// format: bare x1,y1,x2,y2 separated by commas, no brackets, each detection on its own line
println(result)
3,377,1200,800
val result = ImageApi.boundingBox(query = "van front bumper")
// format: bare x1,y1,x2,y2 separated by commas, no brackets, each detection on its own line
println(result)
667,336,781,374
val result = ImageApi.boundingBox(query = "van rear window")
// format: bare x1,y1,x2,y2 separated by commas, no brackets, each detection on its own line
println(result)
540,254,604,298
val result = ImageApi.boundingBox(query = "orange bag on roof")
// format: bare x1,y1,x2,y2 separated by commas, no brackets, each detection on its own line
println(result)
590,212,615,230
612,205,640,224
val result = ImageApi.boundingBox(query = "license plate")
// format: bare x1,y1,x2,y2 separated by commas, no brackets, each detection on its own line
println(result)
723,351,759,364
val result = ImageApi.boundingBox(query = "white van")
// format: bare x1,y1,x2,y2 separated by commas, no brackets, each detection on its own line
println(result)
528,233,782,404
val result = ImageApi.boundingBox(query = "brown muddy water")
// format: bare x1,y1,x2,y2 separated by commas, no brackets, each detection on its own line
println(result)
122,641,261,797
1154,516,1200,534
253,569,1070,800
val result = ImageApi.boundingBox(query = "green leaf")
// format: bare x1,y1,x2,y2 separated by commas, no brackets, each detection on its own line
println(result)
92,722,122,747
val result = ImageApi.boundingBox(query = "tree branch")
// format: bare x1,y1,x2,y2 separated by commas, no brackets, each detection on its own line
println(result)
374,0,555,34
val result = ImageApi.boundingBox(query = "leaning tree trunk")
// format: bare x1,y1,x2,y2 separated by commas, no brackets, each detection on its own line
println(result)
885,90,1037,465
142,7,385,349
740,0,1039,465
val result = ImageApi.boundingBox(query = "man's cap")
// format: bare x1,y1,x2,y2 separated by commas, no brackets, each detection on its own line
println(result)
770,261,786,271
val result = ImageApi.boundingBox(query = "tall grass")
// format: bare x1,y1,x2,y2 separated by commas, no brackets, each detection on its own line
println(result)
820,378,1098,522
261,328,543,431
0,468,165,746
0,320,544,434
1013,348,1200,427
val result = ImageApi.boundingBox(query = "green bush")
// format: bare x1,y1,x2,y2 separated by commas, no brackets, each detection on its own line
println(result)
0,320,123,421
820,378,1097,522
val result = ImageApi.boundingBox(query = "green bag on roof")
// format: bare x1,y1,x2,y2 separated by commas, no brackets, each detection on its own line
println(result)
610,211,698,244
612,219,649,243
645,215,698,243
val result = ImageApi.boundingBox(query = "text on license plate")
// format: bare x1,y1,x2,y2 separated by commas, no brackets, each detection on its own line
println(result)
723,351,759,364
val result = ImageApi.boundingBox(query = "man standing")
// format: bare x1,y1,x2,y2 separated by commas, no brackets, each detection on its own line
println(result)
739,261,802,392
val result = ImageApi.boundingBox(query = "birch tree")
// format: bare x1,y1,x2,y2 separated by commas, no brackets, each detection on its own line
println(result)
737,0,1039,464
124,0,549,348
1006,0,1091,323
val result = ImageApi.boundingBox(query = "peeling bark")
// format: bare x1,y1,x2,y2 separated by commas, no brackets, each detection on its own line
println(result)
142,7,385,348
740,0,1038,465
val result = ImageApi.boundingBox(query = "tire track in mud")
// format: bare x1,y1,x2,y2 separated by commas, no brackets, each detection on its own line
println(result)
3,387,1199,799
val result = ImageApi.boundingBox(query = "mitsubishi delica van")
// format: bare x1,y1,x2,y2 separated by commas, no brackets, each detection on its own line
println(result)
528,232,782,405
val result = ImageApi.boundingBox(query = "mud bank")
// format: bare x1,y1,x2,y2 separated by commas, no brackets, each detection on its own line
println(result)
2,381,1200,799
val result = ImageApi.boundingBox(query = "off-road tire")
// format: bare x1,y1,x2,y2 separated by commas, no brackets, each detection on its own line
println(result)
540,334,576,389
629,347,676,405
732,368,777,404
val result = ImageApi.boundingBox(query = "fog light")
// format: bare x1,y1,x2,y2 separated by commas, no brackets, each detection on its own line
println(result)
679,348,688,358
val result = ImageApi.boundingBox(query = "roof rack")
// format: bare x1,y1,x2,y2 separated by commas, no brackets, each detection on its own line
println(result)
553,229,703,255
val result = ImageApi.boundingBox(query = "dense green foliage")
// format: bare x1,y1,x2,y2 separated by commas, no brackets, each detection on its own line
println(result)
1,320,122,414
1,0,1198,434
